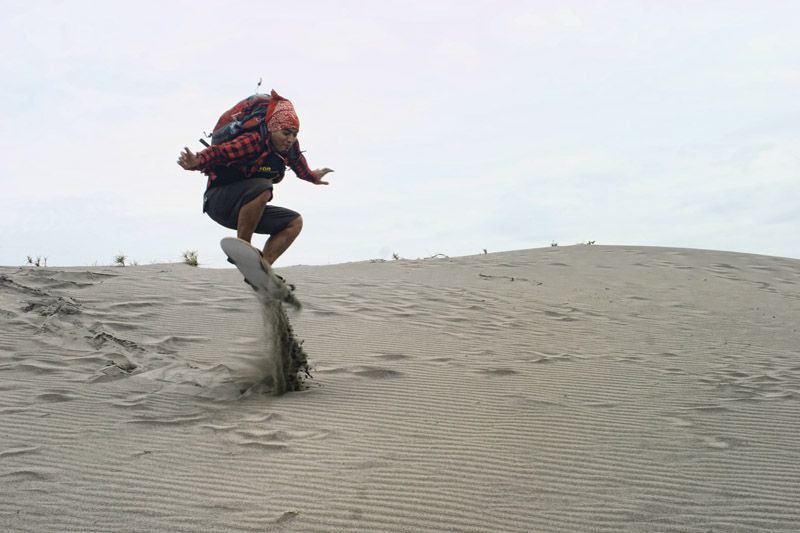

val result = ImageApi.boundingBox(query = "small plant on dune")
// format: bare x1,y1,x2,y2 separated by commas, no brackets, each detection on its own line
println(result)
183,250,199,267
26,255,47,267
114,254,127,267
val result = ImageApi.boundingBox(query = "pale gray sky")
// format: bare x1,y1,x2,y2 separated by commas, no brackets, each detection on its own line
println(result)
2,0,798,267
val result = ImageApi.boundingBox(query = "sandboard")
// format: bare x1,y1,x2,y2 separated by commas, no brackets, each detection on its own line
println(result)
220,237,301,310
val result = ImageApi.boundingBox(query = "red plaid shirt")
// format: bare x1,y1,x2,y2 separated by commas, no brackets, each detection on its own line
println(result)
195,131,315,188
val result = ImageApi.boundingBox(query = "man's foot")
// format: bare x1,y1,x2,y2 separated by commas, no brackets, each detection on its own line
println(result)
276,274,296,292
260,259,296,292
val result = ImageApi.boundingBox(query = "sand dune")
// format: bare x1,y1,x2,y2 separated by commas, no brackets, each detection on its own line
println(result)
1,245,799,532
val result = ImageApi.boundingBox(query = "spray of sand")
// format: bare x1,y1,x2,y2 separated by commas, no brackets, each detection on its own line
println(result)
254,294,311,395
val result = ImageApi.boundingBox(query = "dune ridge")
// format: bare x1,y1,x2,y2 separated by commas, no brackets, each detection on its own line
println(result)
1,245,799,532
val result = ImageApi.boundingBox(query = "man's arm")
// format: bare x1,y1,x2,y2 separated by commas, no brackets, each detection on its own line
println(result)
287,142,315,182
178,132,264,171
288,141,334,184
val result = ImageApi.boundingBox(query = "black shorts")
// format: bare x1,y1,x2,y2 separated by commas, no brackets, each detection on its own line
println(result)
203,178,300,235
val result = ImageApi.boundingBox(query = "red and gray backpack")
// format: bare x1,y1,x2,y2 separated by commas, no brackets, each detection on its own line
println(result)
200,89,282,147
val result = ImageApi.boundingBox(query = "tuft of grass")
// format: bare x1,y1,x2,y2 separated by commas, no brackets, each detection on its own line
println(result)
182,250,199,267
114,254,127,267
26,255,47,267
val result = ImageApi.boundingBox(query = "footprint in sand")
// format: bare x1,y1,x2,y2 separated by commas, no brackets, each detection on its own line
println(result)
35,391,77,403
316,365,402,379
353,366,403,379
700,436,732,449
0,469,52,483
230,427,330,451
662,416,694,428
0,446,40,459
374,352,410,361
479,367,518,376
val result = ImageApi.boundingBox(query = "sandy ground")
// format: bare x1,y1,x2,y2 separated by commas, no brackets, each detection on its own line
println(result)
1,245,799,532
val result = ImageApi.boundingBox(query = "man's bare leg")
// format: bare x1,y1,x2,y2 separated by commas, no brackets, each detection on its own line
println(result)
236,190,272,243
263,216,303,265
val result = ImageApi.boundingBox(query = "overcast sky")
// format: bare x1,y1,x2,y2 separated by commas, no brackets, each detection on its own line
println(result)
2,0,798,267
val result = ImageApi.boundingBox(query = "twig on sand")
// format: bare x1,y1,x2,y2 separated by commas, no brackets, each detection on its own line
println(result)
182,250,199,267
479,273,542,285
26,256,48,267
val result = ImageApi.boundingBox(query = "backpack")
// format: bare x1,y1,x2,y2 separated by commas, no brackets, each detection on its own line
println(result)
205,93,271,146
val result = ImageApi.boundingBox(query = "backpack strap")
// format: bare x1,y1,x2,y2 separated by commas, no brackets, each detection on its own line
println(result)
259,120,269,148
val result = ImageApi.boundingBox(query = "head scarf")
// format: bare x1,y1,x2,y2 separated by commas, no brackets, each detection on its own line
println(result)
266,90,300,132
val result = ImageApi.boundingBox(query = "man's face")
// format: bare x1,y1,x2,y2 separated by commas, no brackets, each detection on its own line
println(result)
270,128,298,154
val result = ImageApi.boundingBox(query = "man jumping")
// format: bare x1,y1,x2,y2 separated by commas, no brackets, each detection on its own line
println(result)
177,90,333,265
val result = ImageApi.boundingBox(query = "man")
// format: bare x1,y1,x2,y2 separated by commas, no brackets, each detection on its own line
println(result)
177,90,333,265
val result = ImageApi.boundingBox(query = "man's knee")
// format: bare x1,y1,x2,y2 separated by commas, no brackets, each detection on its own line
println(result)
289,215,303,234
258,190,274,204
247,189,272,204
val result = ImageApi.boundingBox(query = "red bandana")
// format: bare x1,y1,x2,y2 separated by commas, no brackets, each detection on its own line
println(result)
266,90,300,132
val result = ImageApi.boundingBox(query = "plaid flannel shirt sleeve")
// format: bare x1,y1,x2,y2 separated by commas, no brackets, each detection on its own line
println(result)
288,140,316,182
195,132,264,169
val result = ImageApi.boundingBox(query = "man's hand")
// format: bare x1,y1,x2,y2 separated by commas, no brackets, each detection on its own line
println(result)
177,147,201,170
310,168,334,185
311,168,333,185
